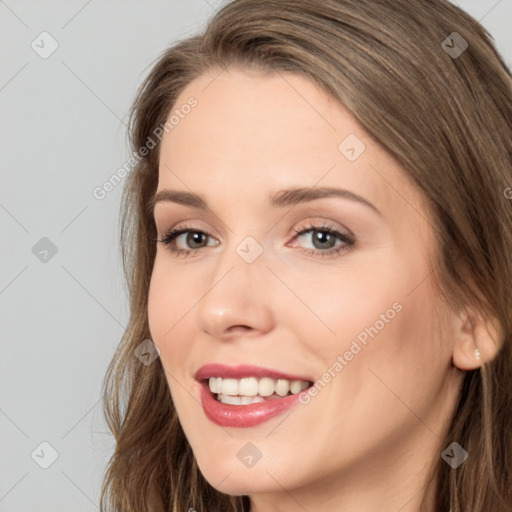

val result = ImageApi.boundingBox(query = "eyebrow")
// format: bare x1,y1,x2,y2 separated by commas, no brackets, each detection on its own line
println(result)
151,187,382,216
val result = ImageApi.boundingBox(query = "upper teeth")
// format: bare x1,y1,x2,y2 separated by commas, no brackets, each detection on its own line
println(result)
208,376,310,397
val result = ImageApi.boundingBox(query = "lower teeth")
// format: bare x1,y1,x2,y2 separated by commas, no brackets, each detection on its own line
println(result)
216,392,290,405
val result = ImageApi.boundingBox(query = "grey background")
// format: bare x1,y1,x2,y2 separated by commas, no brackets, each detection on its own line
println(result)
0,1,510,510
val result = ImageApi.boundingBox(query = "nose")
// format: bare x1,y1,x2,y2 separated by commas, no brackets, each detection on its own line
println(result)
195,244,276,341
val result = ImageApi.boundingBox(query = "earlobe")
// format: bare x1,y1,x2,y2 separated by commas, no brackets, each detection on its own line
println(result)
452,334,482,371
452,308,502,371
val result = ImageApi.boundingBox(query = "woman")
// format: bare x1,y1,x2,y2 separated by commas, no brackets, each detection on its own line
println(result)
100,1,512,511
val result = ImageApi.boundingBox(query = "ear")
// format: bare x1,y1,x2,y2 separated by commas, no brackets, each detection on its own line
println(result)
452,306,503,371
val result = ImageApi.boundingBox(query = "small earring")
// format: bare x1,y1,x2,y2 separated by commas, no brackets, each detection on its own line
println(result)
475,348,481,360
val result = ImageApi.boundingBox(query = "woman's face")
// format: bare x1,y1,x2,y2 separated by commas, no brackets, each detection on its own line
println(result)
148,68,464,509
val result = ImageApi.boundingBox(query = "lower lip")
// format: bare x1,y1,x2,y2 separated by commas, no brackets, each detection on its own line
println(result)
198,381,308,428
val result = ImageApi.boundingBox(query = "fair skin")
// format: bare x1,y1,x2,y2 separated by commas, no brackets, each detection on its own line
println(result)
148,67,498,512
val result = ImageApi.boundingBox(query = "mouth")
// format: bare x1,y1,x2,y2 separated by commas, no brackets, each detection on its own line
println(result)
195,364,315,427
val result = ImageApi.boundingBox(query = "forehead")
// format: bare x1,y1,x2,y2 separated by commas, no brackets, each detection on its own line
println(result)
157,67,428,221
162,67,356,162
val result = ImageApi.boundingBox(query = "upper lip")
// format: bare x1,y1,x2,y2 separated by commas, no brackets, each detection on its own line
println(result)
195,363,314,382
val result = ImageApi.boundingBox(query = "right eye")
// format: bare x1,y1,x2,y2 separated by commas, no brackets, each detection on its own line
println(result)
156,226,219,257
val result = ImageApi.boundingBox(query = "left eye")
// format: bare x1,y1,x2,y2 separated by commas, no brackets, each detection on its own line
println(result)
293,226,352,251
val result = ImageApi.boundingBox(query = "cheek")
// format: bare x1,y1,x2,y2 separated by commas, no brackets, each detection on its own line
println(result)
147,264,200,422
330,273,448,433
147,260,193,358
296,250,446,415
283,259,405,362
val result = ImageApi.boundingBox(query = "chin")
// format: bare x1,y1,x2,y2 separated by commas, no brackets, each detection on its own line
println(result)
195,456,288,495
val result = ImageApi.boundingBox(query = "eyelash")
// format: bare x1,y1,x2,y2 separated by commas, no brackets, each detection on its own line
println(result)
155,221,355,259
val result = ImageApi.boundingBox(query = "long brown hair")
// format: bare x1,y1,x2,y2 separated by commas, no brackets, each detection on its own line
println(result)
100,1,512,510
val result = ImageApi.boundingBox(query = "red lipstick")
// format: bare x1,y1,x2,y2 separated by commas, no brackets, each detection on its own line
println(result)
195,363,313,428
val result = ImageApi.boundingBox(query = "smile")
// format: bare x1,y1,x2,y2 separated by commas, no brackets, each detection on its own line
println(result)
195,364,314,427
